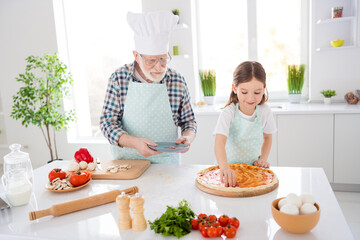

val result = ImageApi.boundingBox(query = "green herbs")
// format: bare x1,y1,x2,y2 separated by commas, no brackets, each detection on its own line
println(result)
172,9,180,16
148,199,195,238
321,89,336,98
287,64,305,94
199,70,216,96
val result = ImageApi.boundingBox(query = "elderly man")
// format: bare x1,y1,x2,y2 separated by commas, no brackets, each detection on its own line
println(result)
100,11,197,163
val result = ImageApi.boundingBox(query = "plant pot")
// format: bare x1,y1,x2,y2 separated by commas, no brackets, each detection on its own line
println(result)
204,96,215,105
323,98,331,104
288,94,301,104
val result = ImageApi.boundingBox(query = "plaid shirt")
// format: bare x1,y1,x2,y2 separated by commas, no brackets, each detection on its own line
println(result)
100,62,197,146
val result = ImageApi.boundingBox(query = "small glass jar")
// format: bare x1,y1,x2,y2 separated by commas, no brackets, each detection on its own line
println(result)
332,7,343,18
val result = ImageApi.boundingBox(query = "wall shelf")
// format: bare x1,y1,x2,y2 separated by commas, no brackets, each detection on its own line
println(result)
316,16,356,24
316,45,356,51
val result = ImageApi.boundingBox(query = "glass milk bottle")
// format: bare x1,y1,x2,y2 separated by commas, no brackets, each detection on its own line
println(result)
3,144,34,183
1,169,33,207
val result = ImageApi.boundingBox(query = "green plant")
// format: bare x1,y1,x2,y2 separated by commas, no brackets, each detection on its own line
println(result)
321,89,336,98
199,70,216,96
11,53,75,162
287,64,305,94
172,9,180,16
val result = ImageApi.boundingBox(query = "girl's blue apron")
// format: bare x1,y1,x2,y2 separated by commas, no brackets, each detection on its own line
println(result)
110,80,179,163
224,104,263,165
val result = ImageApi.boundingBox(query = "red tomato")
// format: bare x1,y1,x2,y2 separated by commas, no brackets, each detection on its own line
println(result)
74,148,94,163
198,221,209,231
198,213,207,220
219,214,229,227
211,221,221,227
191,218,199,230
207,226,217,238
200,227,208,238
216,226,224,237
224,224,237,238
208,214,217,222
228,217,240,229
48,168,66,182
70,171,91,187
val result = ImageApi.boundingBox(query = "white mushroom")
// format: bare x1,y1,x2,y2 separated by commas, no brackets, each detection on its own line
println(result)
87,162,97,171
68,162,80,172
79,161,88,170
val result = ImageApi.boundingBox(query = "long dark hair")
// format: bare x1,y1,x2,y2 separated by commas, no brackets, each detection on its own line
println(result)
225,61,268,108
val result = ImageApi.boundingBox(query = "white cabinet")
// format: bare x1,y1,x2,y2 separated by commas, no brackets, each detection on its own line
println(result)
277,114,334,182
0,95,7,147
314,0,358,51
334,114,360,184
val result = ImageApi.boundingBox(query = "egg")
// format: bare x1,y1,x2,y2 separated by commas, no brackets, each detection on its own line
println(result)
79,161,88,170
280,204,299,215
286,193,302,208
300,193,315,205
300,203,317,215
278,198,288,209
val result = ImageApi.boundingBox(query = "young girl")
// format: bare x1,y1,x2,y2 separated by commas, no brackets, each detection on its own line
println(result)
214,61,277,187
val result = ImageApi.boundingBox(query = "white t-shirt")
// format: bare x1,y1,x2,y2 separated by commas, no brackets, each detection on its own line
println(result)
213,103,277,137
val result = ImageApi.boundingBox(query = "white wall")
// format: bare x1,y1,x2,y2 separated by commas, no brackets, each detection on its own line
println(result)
0,0,359,168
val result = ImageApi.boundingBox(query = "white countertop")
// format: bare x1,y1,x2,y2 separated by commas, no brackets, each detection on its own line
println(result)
0,161,354,240
194,102,360,115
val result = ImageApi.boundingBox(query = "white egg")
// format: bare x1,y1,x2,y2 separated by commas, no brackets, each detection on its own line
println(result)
300,193,315,205
278,198,288,209
286,193,302,208
79,161,88,170
280,204,299,215
300,203,317,215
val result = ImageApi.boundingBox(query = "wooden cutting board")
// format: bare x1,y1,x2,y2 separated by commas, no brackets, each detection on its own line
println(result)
90,160,150,180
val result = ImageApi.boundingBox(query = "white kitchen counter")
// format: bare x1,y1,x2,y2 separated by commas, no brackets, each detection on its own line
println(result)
0,161,354,240
194,102,360,115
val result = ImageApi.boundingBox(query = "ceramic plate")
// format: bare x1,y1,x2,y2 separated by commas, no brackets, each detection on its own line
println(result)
148,142,189,153
45,179,91,192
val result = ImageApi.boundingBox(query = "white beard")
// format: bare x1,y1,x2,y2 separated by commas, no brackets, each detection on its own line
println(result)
139,60,166,82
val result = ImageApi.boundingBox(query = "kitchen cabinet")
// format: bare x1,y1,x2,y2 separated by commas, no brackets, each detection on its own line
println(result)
334,114,360,184
277,114,334,182
314,0,358,51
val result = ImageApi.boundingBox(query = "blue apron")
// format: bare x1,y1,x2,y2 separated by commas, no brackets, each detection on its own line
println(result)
224,104,263,165
110,80,179,163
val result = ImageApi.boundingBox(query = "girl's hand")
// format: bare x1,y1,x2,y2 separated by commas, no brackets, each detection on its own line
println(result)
220,167,239,187
254,158,270,168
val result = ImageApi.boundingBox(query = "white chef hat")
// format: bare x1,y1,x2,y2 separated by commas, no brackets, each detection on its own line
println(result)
127,11,179,55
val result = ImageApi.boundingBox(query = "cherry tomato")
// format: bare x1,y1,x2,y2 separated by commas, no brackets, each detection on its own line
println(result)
207,226,217,238
200,227,208,238
198,213,207,220
216,226,224,237
198,221,209,231
224,224,237,238
208,214,217,222
70,170,91,187
228,217,240,229
219,214,229,227
191,218,199,230
48,168,66,182
211,221,221,227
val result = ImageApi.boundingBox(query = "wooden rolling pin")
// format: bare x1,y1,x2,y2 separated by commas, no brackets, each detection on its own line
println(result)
29,186,138,221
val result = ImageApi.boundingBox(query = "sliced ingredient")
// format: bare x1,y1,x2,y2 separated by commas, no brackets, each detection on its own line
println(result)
74,148,94,163
106,164,131,173
148,199,195,239
48,168,67,182
46,177,73,190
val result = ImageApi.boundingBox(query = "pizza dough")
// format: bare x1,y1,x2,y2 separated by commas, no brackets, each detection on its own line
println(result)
196,163,279,197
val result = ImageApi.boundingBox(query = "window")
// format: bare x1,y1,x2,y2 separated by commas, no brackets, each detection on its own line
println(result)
196,0,308,101
54,0,141,139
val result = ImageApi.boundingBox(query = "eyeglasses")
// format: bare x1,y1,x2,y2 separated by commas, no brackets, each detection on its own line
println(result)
139,54,171,67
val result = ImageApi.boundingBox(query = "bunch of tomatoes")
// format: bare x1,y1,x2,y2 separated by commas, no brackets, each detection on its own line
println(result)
190,213,239,238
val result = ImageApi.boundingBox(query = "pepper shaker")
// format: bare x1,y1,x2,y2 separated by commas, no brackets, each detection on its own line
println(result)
116,192,132,229
130,193,147,231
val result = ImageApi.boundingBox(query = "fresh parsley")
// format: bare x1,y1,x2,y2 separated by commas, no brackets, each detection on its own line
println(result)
148,199,195,238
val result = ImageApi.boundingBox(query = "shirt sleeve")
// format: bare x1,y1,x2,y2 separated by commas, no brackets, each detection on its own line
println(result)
261,104,277,134
99,73,127,146
178,76,197,134
213,104,235,137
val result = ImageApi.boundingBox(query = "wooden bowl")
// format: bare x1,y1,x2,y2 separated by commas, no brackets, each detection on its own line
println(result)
271,197,320,234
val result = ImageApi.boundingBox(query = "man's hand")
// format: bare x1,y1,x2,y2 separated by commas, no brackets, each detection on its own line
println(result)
175,130,196,153
119,134,161,157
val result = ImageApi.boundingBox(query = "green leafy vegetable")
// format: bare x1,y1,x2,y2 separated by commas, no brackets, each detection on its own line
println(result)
148,199,195,238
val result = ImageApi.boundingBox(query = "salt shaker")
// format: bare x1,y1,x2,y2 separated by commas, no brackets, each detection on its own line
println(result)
130,193,147,231
116,192,132,229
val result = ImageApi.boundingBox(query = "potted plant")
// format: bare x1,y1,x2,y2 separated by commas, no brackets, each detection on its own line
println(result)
287,64,305,103
320,89,336,104
172,9,180,23
11,53,75,163
199,70,216,105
